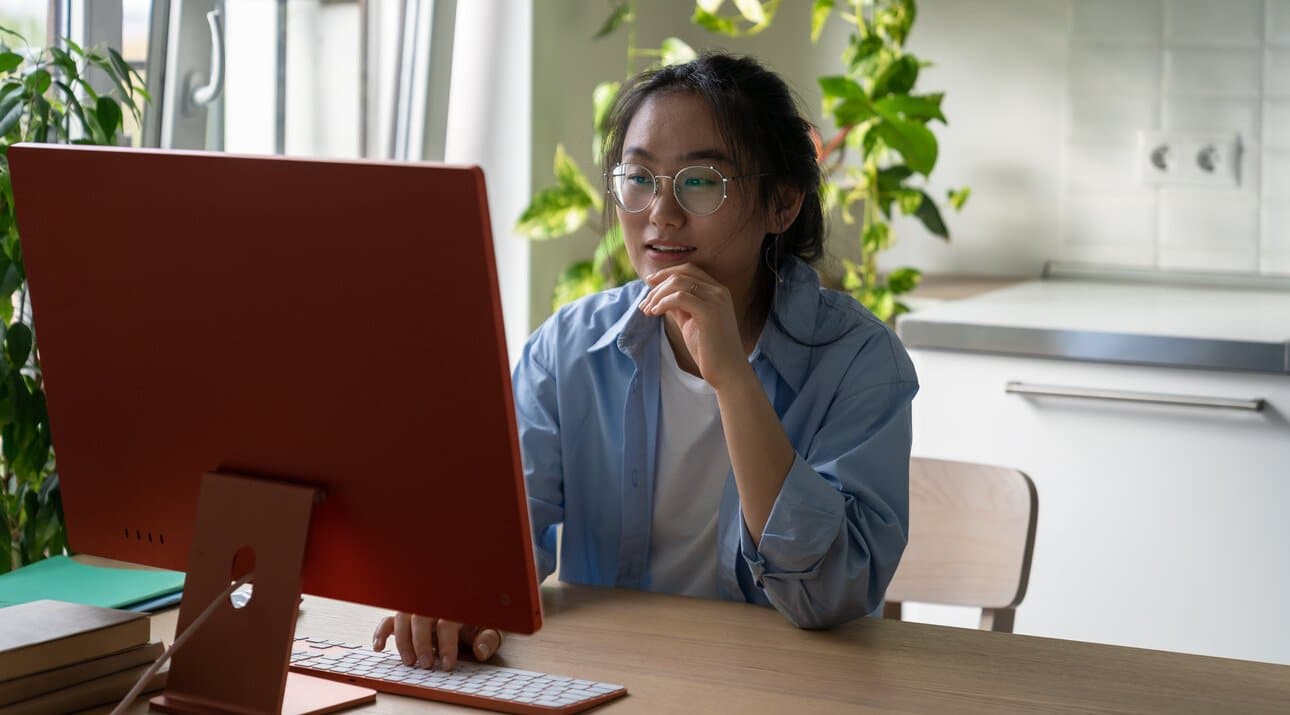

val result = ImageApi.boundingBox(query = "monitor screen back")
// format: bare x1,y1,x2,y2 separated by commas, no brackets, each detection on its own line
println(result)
8,144,541,634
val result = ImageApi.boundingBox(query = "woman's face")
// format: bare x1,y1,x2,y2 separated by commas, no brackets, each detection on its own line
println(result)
614,91,770,291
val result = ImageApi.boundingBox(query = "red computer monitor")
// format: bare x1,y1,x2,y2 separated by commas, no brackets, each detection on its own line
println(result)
8,144,542,712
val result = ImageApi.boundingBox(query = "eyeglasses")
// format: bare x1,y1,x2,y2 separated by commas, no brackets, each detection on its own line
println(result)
605,163,767,217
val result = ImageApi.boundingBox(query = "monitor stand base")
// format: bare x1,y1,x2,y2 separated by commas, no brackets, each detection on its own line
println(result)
149,472,375,714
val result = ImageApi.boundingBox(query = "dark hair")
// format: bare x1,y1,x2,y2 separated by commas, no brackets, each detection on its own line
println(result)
601,52,826,323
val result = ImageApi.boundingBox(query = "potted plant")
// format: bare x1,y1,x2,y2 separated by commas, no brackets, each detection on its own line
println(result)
0,25,148,571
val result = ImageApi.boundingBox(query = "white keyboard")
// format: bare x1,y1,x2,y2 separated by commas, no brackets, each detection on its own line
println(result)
289,636,628,714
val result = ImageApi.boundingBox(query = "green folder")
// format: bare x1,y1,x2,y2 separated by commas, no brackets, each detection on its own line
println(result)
0,555,184,609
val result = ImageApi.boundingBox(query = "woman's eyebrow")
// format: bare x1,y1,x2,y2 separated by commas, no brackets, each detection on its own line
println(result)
623,146,733,164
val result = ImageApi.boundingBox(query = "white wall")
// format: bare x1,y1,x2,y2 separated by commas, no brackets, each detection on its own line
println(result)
1062,0,1290,275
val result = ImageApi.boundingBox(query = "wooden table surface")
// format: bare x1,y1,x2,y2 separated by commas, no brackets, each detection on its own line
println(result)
109,583,1290,714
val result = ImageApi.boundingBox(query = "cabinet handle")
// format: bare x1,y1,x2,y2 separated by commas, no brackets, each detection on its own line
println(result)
1005,382,1265,412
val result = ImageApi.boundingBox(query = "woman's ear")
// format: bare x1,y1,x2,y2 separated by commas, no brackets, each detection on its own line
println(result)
771,186,806,234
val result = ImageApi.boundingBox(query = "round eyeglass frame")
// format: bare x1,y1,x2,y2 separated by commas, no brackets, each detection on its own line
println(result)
604,163,768,217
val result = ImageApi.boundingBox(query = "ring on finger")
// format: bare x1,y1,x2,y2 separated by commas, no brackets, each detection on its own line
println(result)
688,281,698,295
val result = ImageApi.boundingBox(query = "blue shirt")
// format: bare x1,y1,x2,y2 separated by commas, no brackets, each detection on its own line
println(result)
512,257,918,628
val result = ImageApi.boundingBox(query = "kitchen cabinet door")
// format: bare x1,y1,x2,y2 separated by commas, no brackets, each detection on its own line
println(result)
906,348,1290,665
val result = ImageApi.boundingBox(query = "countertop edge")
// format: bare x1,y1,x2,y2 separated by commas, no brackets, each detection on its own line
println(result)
895,319,1290,375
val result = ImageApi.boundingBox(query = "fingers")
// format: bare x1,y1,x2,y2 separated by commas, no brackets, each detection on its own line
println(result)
393,612,416,666
410,614,438,668
647,289,703,317
372,616,395,652
641,273,720,316
458,625,504,662
472,628,504,662
437,619,463,671
645,263,719,287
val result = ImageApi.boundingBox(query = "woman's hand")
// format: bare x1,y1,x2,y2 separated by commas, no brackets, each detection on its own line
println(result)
639,264,751,389
373,612,504,671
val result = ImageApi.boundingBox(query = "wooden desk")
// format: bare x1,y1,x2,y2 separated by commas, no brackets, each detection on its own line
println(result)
111,584,1290,714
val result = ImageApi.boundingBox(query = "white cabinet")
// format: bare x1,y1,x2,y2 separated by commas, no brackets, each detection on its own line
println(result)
907,347,1290,665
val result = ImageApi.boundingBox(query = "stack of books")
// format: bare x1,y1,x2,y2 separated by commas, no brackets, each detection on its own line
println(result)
0,599,168,713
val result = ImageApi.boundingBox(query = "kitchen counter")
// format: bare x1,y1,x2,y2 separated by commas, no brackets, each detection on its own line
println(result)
896,278,1290,375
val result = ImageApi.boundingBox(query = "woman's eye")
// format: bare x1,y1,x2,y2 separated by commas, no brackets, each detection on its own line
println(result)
684,177,716,188
627,174,651,186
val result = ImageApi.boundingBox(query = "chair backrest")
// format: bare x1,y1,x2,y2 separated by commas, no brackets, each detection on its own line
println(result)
883,457,1038,632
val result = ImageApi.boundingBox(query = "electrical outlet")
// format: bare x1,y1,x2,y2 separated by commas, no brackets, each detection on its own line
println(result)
1137,130,1242,188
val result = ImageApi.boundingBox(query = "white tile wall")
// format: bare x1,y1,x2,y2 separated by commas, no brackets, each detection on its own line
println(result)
1263,203,1290,274
1264,101,1290,147
1269,47,1290,95
1073,0,1161,43
1162,96,1261,136
1159,192,1260,271
1069,45,1163,95
1070,92,1160,143
1264,150,1290,195
1164,48,1262,96
1064,0,1288,276
1165,0,1263,45
1060,192,1158,267
1269,0,1290,44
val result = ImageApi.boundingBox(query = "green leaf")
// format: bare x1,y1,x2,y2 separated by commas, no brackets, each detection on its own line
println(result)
95,96,122,138
819,76,873,127
48,47,77,78
811,0,835,43
887,266,922,294
897,190,922,215
0,92,23,138
552,260,604,310
64,38,85,56
876,165,913,191
733,0,767,24
553,144,601,210
106,48,136,99
25,69,50,96
842,34,883,75
873,115,937,175
863,221,891,253
692,8,741,36
841,258,862,293
0,52,21,74
866,287,896,322
914,190,949,239
593,2,633,40
874,93,945,123
948,186,971,210
0,25,25,44
873,53,919,98
660,37,696,67
515,185,593,240
592,80,620,157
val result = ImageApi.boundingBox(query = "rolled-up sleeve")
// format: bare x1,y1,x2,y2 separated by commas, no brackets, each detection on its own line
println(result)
512,335,564,585
740,378,917,629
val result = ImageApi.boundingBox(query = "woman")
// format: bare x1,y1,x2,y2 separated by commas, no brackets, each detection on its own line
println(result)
375,52,918,671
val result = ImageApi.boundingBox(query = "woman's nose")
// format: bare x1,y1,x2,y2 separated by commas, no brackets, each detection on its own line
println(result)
649,177,685,228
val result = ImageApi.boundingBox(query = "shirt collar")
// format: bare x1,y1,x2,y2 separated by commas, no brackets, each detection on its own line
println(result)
587,257,821,393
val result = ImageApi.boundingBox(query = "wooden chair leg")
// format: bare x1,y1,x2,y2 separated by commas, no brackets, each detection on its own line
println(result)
980,607,1015,633
883,601,902,620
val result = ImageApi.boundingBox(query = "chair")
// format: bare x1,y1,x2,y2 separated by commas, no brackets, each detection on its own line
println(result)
882,457,1038,633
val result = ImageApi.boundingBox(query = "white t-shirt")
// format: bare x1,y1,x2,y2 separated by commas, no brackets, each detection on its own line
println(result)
646,324,731,598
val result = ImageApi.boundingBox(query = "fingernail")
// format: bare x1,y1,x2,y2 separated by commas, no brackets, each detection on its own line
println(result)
416,654,432,669
371,637,379,650
477,643,491,659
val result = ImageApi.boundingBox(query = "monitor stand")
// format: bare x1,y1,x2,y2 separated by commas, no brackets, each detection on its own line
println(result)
150,472,375,714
